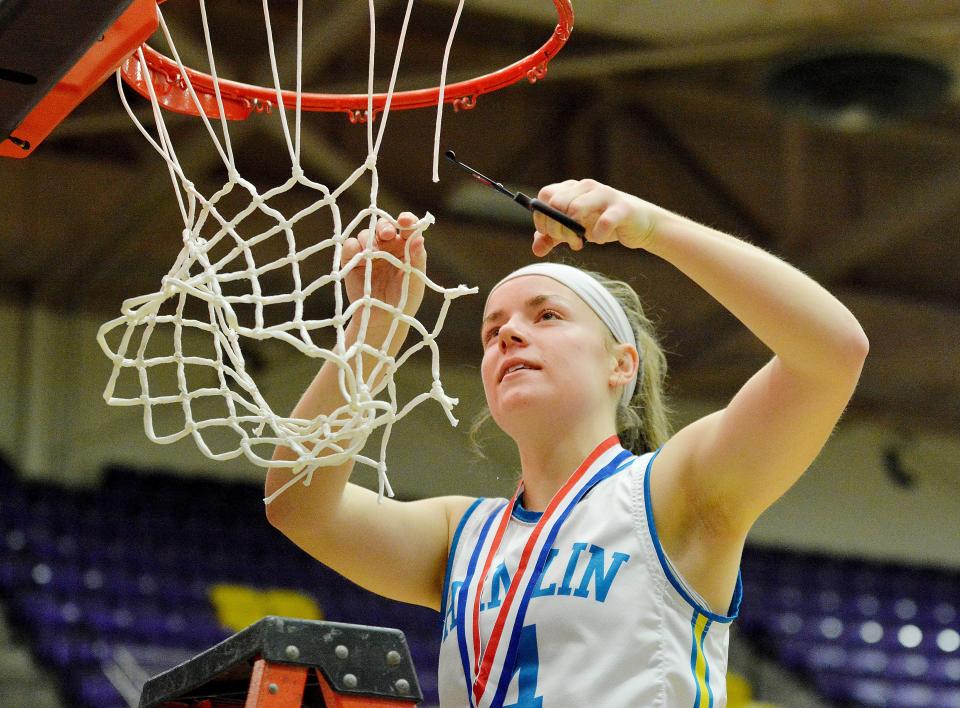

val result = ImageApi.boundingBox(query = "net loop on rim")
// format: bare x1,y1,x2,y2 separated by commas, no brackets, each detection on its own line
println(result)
453,95,477,112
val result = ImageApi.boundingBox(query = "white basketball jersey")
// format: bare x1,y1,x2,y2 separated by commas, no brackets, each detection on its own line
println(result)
437,441,742,708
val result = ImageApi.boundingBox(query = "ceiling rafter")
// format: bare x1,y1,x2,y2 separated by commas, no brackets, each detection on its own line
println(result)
802,162,960,281
669,286,960,431
333,9,960,92
669,136,960,422
298,0,375,84
624,102,774,244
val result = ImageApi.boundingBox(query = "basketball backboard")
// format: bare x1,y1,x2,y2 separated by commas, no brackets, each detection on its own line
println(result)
0,0,155,158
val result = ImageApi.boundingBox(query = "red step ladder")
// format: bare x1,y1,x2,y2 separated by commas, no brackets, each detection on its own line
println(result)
138,616,423,707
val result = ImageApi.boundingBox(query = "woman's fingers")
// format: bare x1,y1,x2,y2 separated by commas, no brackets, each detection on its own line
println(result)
372,217,396,244
537,179,580,209
356,213,424,254
372,212,419,243
340,234,361,265
531,230,555,257
592,202,631,243
408,234,427,272
533,180,602,251
396,211,418,237
532,211,583,253
533,180,650,252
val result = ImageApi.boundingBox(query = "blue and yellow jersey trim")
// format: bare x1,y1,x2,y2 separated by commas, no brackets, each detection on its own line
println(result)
642,449,743,623
689,611,714,708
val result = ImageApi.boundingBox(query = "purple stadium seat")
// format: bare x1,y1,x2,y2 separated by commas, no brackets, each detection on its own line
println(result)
936,687,960,708
76,671,126,708
99,567,141,597
887,653,932,682
805,643,848,672
769,585,805,611
35,630,101,670
13,590,62,627
50,532,80,561
775,637,810,671
1,464,948,708
814,671,852,701
842,619,909,652
84,600,133,638
24,523,58,558
848,647,890,677
0,553,32,590
931,656,960,684
849,566,886,595
419,669,439,703
893,598,924,623
47,562,85,594
885,568,923,596
128,602,168,643
736,547,960,708
890,682,937,708
851,593,883,620
849,677,894,706
920,601,958,627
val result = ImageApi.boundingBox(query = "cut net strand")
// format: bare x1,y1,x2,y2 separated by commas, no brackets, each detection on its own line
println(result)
100,0,477,504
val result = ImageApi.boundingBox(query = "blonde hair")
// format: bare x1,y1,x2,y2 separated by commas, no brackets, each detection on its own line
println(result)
469,267,672,456
587,269,673,453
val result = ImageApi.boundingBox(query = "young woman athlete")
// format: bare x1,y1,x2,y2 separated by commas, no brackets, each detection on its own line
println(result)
265,179,869,706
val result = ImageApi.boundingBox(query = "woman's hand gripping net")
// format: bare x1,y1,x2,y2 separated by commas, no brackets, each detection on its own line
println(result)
265,210,474,504
342,212,428,334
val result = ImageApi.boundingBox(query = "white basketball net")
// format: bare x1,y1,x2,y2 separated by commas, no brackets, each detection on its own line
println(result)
97,0,476,503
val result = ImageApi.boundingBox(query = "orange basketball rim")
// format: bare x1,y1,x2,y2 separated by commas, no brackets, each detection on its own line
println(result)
0,0,575,158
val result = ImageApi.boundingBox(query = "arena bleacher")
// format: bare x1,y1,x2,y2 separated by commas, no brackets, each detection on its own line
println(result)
0,453,957,707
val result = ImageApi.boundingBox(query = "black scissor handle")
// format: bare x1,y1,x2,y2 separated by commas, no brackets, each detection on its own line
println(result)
515,193,586,238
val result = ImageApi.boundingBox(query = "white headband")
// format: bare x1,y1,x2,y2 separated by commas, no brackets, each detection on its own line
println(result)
491,263,639,406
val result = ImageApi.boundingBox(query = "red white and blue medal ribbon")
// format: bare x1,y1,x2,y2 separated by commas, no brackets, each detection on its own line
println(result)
454,435,634,708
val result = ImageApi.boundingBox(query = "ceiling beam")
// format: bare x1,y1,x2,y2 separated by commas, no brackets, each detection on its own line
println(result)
668,152,960,383
616,80,960,150
427,0,960,45
839,287,960,400
666,286,960,431
364,9,960,85
614,78,960,394
625,103,774,243
299,1,376,83
800,162,960,281
779,117,810,253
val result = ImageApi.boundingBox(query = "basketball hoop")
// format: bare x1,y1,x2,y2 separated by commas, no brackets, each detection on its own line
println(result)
96,0,575,503
120,1,574,123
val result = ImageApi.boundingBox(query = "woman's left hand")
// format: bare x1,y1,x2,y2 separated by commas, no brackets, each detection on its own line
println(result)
531,179,664,257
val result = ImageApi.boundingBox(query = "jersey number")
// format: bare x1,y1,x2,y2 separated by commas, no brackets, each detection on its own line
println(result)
503,624,543,708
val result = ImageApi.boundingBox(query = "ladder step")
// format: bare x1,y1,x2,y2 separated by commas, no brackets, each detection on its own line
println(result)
139,616,423,707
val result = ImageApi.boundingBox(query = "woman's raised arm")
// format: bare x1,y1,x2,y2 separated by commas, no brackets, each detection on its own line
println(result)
265,214,475,611
533,180,868,610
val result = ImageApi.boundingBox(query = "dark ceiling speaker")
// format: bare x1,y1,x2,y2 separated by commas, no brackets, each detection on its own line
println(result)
765,50,953,128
